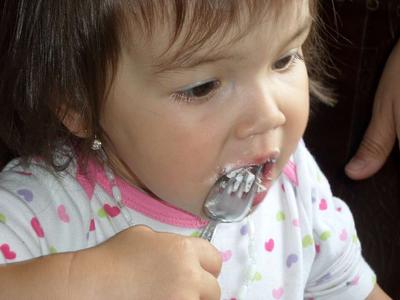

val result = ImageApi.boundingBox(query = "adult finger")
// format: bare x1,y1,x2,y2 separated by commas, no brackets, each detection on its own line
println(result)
345,99,396,180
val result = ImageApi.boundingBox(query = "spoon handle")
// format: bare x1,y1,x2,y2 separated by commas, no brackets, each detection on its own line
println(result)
200,220,218,241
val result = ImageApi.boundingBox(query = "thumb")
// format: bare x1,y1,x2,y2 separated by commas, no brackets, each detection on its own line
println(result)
345,112,396,180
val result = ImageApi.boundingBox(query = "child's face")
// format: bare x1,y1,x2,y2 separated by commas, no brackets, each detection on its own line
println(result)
101,3,311,216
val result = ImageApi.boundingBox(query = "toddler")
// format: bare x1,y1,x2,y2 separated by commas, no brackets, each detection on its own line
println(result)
0,0,391,299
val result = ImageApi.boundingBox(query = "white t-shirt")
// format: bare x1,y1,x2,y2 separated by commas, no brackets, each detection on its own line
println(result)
0,141,375,299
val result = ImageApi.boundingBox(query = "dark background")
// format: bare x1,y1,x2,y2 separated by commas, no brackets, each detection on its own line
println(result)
1,0,399,298
305,0,400,298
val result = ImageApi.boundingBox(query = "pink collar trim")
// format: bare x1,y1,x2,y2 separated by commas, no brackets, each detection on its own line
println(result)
76,156,207,228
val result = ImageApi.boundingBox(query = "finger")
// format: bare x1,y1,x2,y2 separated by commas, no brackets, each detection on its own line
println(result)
345,101,396,180
190,237,222,278
396,101,400,150
199,270,221,300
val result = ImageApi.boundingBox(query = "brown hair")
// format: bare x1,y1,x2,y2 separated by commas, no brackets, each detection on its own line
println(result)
0,0,332,170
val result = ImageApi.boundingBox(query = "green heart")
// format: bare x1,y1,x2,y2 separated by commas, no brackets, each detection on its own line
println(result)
352,234,359,244
320,231,331,241
191,231,201,237
252,272,262,282
302,235,313,248
317,171,322,182
371,274,377,285
0,213,6,223
276,211,286,221
97,208,107,218
49,246,58,254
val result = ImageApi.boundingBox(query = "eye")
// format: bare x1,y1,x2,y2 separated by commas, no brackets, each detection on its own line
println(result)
272,50,304,71
171,80,221,104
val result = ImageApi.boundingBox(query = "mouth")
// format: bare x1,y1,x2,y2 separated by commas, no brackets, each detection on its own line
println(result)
243,151,280,206
218,151,279,203
253,156,277,205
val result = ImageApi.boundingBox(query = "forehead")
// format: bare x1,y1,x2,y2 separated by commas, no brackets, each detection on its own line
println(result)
121,0,312,70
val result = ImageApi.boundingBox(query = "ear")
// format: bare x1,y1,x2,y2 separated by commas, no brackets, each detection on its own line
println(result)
60,109,89,138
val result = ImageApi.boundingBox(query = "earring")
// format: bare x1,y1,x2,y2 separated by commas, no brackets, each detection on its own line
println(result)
91,135,102,151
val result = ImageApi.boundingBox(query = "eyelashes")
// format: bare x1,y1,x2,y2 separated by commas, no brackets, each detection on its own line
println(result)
171,79,221,104
272,50,304,71
170,50,304,104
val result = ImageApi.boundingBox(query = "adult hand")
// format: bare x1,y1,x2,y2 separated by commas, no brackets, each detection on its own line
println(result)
69,225,222,300
345,39,400,180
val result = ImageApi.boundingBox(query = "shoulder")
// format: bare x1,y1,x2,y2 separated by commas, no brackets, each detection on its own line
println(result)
291,139,328,185
0,157,92,263
282,140,333,206
0,157,80,208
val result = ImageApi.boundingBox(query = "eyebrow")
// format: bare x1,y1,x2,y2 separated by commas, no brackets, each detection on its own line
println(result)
154,18,312,74
153,51,243,74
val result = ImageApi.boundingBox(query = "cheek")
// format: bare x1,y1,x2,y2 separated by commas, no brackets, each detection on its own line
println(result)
129,116,224,194
278,77,309,169
288,69,309,133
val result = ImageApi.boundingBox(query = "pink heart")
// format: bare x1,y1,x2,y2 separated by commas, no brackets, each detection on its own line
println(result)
220,250,232,262
31,217,44,238
349,275,360,286
339,229,348,241
272,287,284,299
89,219,96,231
57,204,70,223
103,204,121,217
292,219,300,227
264,238,275,252
319,199,328,210
315,244,321,254
0,243,16,260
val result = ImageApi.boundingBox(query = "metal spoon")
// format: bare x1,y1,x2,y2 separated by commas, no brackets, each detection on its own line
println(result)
200,165,264,241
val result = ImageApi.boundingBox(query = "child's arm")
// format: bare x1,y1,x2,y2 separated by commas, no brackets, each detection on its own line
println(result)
367,284,393,300
0,226,222,299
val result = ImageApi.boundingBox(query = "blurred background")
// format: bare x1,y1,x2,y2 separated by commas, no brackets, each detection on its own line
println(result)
305,0,400,298
0,0,399,298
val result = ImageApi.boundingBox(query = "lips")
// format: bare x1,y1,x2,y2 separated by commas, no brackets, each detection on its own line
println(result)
219,150,280,207
253,158,277,206
222,150,280,176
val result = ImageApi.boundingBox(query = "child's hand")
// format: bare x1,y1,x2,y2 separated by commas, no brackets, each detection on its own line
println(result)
70,225,222,300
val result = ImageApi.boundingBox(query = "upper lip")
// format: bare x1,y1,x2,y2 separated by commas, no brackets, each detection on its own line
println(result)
222,150,280,176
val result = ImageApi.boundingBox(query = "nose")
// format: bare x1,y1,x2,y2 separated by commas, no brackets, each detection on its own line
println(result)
234,83,286,140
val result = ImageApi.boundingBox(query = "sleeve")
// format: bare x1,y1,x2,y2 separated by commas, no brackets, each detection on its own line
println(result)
0,174,48,263
0,161,91,264
295,141,376,300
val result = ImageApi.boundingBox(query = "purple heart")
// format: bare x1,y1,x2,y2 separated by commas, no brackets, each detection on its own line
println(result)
286,254,298,268
240,225,248,235
17,189,33,202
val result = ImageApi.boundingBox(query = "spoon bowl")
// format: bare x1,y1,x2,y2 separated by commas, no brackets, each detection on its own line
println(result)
200,164,264,241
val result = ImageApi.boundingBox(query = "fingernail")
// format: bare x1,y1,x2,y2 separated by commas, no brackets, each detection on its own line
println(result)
346,157,367,173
